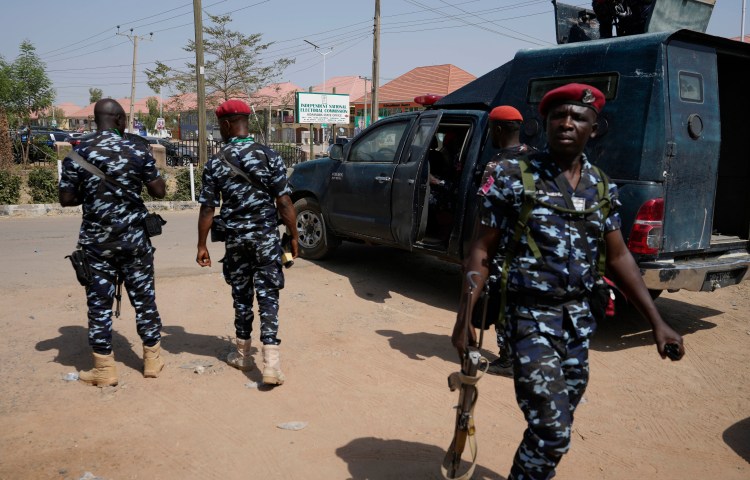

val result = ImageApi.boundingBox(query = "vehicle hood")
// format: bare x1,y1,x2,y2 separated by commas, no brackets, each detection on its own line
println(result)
288,157,340,197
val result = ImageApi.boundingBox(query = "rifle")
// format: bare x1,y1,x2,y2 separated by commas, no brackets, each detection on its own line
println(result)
442,271,489,480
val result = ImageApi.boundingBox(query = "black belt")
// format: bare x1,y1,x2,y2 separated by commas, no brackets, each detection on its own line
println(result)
507,293,586,308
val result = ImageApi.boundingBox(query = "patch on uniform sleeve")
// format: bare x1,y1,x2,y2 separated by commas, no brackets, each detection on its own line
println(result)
480,175,495,195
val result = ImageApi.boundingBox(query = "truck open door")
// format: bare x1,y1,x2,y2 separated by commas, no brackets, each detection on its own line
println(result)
391,110,443,249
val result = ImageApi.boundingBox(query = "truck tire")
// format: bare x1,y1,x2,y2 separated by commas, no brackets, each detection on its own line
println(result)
294,197,340,260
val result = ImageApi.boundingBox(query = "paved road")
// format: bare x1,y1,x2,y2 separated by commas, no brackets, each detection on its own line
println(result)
0,210,209,291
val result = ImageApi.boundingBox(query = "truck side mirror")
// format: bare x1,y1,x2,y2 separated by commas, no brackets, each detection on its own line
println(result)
329,143,344,161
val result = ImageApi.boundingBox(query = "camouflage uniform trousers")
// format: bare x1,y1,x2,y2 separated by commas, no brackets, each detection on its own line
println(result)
223,234,284,345
84,245,162,354
506,306,590,480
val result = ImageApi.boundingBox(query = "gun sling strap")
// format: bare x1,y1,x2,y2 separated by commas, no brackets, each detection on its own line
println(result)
217,144,271,193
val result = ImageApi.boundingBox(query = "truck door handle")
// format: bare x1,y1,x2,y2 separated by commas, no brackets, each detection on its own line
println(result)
374,176,392,182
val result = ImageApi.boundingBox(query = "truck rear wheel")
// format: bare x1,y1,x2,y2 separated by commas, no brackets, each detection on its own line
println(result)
294,197,339,260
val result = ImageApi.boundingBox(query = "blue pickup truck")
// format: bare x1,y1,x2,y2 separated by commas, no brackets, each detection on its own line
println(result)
288,28,750,296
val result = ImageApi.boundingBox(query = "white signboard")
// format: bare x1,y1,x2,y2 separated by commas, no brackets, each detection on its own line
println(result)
296,92,350,124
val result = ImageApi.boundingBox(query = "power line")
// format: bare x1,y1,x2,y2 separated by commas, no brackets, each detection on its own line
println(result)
40,0,229,58
402,0,549,45
45,40,131,63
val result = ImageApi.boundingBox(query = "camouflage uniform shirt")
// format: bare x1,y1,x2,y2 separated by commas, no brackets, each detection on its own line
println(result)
59,130,161,252
200,137,290,240
478,151,622,338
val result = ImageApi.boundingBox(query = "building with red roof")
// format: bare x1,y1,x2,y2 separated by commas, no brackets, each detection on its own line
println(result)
351,64,476,128
30,102,84,129
67,97,153,132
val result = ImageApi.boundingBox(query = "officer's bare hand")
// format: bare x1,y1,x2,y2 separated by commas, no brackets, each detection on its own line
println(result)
196,246,212,267
653,323,684,361
451,311,477,358
290,237,300,258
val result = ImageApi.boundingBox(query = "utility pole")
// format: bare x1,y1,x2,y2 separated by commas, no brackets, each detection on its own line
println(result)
193,0,208,166
117,27,152,133
371,0,380,123
358,76,370,129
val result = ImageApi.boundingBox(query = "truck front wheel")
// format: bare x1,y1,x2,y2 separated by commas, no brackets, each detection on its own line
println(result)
294,197,340,260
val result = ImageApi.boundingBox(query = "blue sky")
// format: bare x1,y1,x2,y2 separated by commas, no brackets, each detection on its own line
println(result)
0,0,744,107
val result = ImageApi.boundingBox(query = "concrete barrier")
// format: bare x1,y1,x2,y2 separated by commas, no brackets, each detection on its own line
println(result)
151,144,167,169
54,142,72,160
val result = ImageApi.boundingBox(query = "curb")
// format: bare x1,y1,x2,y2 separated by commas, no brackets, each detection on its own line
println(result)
0,201,200,218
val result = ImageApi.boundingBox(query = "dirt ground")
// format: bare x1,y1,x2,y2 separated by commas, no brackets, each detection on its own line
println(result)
0,210,748,480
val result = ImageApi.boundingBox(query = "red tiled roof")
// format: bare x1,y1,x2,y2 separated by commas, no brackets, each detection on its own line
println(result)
309,76,368,99
352,64,476,104
162,82,304,111
69,97,152,119
31,102,84,119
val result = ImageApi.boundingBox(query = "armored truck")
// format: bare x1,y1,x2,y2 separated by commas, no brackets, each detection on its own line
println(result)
288,28,750,295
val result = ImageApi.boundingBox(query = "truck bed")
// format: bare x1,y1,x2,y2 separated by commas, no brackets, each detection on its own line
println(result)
710,234,748,249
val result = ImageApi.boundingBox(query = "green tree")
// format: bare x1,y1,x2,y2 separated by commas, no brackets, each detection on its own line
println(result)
145,13,293,108
6,41,55,164
0,58,14,169
140,97,160,132
88,87,103,104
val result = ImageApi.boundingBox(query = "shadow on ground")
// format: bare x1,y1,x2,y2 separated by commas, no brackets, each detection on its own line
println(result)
376,329,461,363
308,242,462,311
591,295,721,352
723,417,750,463
35,325,236,372
35,325,143,371
336,436,505,480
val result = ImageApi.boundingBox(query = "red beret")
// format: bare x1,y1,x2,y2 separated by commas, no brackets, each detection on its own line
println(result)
489,105,523,122
539,83,605,118
215,99,251,118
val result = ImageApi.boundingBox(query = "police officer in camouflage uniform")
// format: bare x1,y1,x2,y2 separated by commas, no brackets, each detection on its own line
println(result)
196,99,299,386
452,84,684,480
59,98,167,387
481,105,536,377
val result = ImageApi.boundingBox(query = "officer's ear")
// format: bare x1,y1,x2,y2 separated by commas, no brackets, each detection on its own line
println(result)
116,112,127,132
589,119,599,139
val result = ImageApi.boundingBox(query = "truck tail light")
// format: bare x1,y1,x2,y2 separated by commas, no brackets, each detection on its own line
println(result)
627,198,664,255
